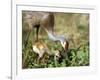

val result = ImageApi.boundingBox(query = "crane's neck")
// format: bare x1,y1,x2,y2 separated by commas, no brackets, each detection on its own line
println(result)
47,31,66,42
47,31,69,51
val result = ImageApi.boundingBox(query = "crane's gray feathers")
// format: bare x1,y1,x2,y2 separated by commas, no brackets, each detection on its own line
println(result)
47,32,67,42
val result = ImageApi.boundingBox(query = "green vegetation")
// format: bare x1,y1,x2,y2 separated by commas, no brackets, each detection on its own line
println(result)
22,40,89,68
22,12,89,69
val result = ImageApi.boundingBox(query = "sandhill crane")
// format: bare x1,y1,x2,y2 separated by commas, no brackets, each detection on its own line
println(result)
32,40,61,63
22,11,69,51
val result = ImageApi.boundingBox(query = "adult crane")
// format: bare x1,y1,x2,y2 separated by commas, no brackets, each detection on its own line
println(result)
22,11,69,51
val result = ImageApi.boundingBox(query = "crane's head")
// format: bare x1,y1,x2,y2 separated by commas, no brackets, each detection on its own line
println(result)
58,36,69,51
60,40,69,51
47,32,69,51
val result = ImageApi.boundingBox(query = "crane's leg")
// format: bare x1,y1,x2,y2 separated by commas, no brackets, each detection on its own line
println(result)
22,29,31,49
35,24,40,41
24,30,31,47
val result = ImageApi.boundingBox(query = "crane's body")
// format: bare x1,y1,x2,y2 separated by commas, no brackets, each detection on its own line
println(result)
23,11,54,31
22,11,54,43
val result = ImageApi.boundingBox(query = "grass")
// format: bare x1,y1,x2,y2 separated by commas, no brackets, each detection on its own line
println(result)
22,12,89,69
22,39,89,69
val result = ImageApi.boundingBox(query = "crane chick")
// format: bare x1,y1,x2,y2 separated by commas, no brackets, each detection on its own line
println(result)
32,40,61,64
32,40,50,63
